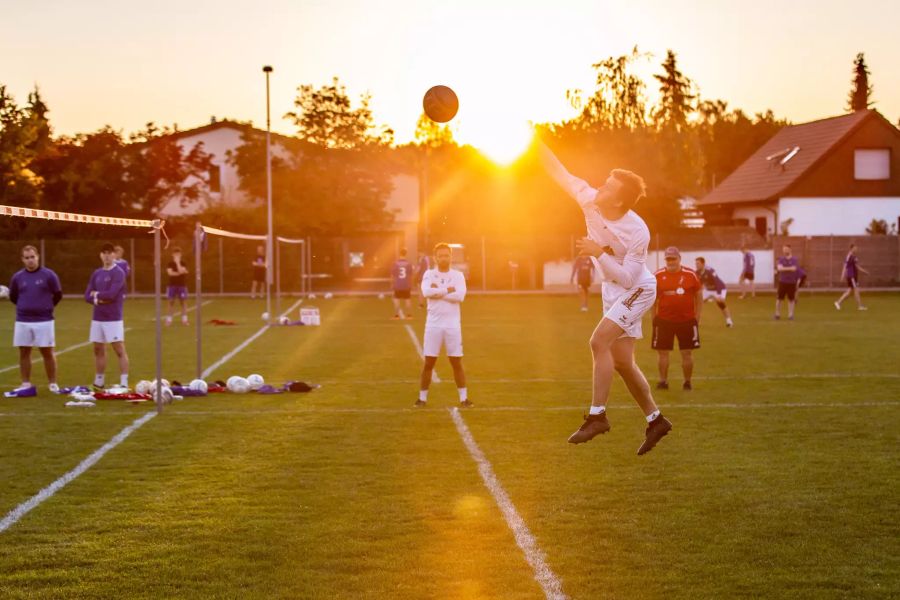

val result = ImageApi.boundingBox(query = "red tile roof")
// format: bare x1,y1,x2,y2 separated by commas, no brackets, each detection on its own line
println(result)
698,110,878,205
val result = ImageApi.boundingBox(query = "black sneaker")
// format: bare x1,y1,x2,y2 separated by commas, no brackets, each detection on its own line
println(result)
414,399,427,408
682,381,692,391
637,416,673,455
459,399,474,408
568,412,611,444
656,381,669,390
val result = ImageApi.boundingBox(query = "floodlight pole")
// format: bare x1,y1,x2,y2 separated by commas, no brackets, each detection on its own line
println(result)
263,65,274,322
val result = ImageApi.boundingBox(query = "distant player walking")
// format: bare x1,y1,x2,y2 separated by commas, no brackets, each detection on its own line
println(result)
835,243,869,311
250,245,266,299
416,243,471,408
165,247,190,326
390,248,414,320
415,250,431,308
739,245,755,298
570,253,594,311
653,247,702,391
5,245,62,397
695,257,734,327
86,243,129,389
774,244,800,320
539,140,671,455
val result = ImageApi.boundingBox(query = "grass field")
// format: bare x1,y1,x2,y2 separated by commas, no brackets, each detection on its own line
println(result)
0,293,898,599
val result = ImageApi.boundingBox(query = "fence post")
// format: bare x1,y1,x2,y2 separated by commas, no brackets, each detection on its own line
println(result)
275,239,282,316
218,237,224,295
40,239,45,267
829,235,834,288
129,238,136,294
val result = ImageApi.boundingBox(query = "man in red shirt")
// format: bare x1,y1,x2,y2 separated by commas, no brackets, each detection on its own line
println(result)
652,247,702,391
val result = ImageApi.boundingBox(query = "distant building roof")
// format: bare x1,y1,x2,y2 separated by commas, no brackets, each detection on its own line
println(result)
166,119,297,146
698,110,893,206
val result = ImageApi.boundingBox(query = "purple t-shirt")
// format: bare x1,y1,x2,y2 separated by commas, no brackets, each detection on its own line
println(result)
115,258,130,278
85,266,126,321
844,254,858,279
698,267,726,293
777,256,800,284
9,267,62,322
743,252,755,274
392,259,413,291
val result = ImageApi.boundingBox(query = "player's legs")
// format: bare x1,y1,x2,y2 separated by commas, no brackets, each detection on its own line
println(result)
578,286,588,310
404,298,413,317
93,343,107,386
419,356,438,390
18,346,32,387
853,285,866,309
391,294,402,319
111,341,129,387
587,318,623,409
180,295,188,319
657,350,670,386
610,337,658,417
680,349,693,385
715,297,733,326
836,286,851,307
38,347,57,386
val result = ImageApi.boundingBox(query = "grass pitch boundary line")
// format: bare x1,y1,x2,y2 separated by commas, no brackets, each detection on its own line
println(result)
404,323,440,383
0,328,134,376
449,407,567,600
0,411,156,533
200,299,304,380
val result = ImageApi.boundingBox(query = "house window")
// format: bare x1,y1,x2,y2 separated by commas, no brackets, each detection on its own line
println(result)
854,149,890,180
208,164,221,192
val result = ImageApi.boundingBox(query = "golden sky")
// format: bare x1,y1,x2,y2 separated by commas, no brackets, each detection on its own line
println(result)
3,0,898,158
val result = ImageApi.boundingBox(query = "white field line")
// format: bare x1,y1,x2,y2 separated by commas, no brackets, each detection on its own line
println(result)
0,328,134,376
404,323,440,383
0,411,156,533
449,407,567,600
200,299,304,380
146,299,213,320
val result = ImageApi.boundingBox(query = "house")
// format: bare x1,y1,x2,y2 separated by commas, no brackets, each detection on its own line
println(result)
698,110,900,236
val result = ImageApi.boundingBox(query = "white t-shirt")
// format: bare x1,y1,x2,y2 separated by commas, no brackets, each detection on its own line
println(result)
421,268,467,328
540,144,655,298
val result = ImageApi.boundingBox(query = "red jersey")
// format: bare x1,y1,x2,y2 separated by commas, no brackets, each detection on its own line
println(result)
654,266,701,322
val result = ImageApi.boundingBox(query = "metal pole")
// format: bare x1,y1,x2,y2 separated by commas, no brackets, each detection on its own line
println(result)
300,241,306,295
264,65,274,321
40,239,45,267
154,224,163,413
307,237,313,294
218,237,224,294
129,238,136,294
829,235,834,288
195,223,203,379
481,235,487,291
276,238,282,317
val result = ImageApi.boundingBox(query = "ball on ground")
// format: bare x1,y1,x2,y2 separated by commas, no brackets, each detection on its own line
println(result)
261,312,270,321
227,376,251,394
247,374,264,390
278,315,290,325
189,379,208,393
135,380,152,395
423,85,459,123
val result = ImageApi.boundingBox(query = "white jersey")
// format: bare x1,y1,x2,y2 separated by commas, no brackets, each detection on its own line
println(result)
540,144,655,298
421,268,466,328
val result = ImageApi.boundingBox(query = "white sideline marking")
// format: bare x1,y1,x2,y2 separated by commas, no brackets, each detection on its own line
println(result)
0,329,134,375
404,323,440,383
201,299,304,379
0,411,156,533
449,407,567,600
146,299,213,320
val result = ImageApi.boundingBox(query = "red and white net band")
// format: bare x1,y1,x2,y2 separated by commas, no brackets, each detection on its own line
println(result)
0,204,155,228
201,225,304,244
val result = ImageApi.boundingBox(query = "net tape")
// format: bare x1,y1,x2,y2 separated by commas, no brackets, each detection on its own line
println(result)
1,204,156,228
201,225,304,244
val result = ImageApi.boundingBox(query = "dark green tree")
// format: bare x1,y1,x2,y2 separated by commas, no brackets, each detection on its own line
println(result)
652,50,696,131
848,52,874,111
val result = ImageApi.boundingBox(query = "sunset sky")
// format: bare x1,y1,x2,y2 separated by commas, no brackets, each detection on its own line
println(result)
3,0,898,158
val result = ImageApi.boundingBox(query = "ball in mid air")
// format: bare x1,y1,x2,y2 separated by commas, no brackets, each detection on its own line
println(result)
423,85,459,123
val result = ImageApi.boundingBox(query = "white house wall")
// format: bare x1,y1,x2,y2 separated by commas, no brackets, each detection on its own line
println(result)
778,197,900,235
732,205,775,236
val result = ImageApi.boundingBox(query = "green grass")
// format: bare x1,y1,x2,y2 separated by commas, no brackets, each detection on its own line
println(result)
0,294,898,599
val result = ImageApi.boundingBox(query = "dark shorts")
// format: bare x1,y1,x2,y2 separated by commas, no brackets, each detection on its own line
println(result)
577,277,591,290
393,289,411,299
167,286,188,300
253,269,266,283
652,318,700,351
777,281,797,301
846,277,858,289
741,271,754,281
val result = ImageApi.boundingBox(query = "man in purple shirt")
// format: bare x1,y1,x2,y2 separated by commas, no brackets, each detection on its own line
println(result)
695,257,734,327
739,245,755,299
390,248,414,320
85,243,129,389
774,244,800,320
5,245,62,397
835,243,869,311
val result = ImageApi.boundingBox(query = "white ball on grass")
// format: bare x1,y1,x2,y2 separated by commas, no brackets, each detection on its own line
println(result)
261,312,270,321
188,379,208,393
324,292,333,299
308,293,317,300
247,374,264,390
135,380,152,395
0,285,9,299
227,376,251,394
278,315,290,325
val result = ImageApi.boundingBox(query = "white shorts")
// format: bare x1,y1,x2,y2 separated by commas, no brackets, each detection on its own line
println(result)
13,321,55,348
603,284,656,339
90,320,125,344
702,289,727,302
423,326,463,357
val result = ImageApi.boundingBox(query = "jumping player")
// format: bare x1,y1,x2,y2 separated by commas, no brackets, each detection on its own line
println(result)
835,243,869,311
538,140,671,455
391,248,414,319
570,253,594,311
695,257,734,327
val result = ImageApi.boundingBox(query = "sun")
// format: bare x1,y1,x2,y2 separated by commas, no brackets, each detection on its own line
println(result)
460,117,534,166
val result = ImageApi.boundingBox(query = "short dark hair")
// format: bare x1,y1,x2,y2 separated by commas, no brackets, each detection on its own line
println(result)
433,242,451,255
399,248,408,257
695,256,706,265
101,243,115,253
849,243,857,249
21,245,38,256
610,169,646,209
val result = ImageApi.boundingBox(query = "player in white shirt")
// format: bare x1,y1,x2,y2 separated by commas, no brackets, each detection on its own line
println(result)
415,243,472,408
539,140,672,455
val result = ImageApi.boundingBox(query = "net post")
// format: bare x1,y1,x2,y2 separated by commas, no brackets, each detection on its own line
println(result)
195,222,203,380
154,221,163,414
218,237,224,295
276,238,282,317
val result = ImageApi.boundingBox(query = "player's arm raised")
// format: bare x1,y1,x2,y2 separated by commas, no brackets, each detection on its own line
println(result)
537,141,599,209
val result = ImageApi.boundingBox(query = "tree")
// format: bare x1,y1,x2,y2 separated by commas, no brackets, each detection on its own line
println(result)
565,47,649,131
652,50,696,132
0,85,49,209
413,113,455,148
865,218,888,235
848,52,874,112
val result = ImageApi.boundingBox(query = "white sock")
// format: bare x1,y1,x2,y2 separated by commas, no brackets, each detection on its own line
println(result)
20,381,31,389
419,390,428,402
94,374,105,387
120,374,129,387
458,387,467,401
646,410,661,423
589,406,606,415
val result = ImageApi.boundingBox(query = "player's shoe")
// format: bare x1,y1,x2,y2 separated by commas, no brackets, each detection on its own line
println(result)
580,306,588,312
459,399,474,408
48,383,60,394
567,412,610,444
390,314,401,320
858,306,868,311
726,318,734,328
414,399,427,407
164,316,173,326
773,315,780,320
834,301,841,310
682,381,692,391
4,385,37,398
637,415,673,455
656,381,669,390
181,315,189,326
404,315,414,320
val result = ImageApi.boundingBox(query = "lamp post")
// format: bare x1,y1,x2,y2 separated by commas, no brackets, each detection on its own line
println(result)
263,65,274,321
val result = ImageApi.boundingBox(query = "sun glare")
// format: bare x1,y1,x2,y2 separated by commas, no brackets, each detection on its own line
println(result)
461,118,534,166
